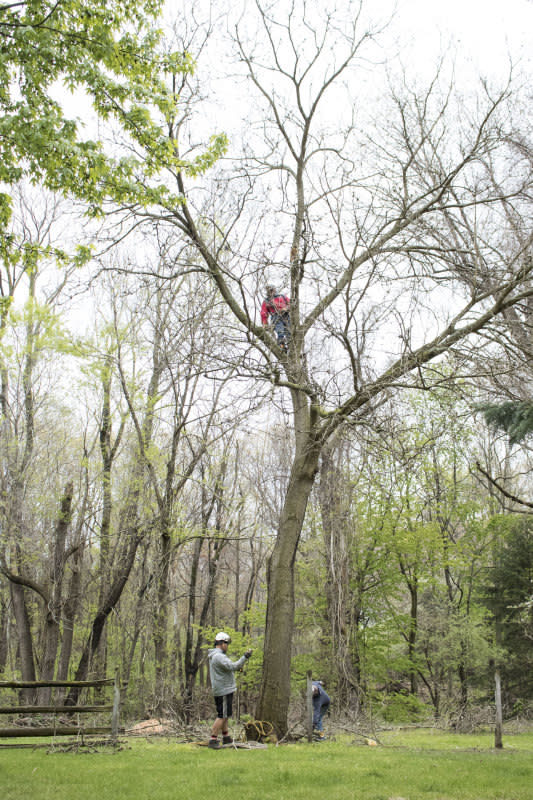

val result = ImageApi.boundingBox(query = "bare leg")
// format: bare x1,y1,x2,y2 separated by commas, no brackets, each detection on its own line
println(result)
211,717,227,737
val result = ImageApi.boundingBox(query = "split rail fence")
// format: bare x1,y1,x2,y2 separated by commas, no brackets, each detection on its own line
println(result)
0,670,123,746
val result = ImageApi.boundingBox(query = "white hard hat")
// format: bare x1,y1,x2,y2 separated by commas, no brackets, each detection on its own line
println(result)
215,631,231,643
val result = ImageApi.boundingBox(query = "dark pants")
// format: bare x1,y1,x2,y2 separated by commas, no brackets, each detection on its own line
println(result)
272,313,290,346
313,699,330,731
214,693,234,719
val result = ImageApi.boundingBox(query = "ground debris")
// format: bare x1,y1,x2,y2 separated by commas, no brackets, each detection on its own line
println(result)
126,718,174,736
196,739,268,750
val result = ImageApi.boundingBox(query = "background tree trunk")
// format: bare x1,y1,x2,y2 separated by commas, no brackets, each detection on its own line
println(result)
38,482,74,704
319,442,363,710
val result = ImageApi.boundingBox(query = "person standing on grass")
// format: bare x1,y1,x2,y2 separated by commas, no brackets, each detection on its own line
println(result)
208,631,253,749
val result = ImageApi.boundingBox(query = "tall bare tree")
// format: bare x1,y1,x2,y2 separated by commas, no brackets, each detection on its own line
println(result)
9,3,532,734
154,5,533,733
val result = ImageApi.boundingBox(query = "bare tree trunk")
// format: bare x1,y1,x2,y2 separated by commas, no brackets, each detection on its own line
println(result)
56,540,83,681
396,554,420,697
234,526,240,631
407,582,418,696
93,367,124,697
39,483,74,704
57,460,90,687
241,527,267,636
122,541,150,694
0,593,8,674
256,422,321,737
153,521,172,711
9,581,36,703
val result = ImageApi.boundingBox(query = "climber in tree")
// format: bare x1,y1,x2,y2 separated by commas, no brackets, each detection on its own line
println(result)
260,285,290,350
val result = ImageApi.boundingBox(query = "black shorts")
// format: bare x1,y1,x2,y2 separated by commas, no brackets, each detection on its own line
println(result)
214,693,234,719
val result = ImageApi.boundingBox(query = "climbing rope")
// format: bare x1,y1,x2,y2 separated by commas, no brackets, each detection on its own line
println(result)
242,719,275,743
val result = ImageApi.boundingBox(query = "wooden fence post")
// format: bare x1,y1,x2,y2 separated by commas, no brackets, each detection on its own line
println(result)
111,668,120,740
0,677,117,743
306,670,313,743
494,664,503,749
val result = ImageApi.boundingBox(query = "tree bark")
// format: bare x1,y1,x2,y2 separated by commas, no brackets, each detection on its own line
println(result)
0,593,8,674
56,540,83,682
122,540,150,694
39,482,74,704
256,416,321,736
153,521,172,710
9,581,36,682
9,580,36,704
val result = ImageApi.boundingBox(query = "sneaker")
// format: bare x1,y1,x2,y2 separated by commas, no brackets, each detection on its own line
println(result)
208,738,222,749
222,735,234,745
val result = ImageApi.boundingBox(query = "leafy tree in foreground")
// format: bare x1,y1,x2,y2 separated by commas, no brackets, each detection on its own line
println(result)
0,0,224,227
1,0,159,188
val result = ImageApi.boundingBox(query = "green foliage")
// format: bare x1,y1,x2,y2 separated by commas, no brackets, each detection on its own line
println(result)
1,1,159,178
239,601,267,633
0,296,78,368
0,0,227,211
296,384,503,718
290,653,323,689
480,401,533,445
377,690,431,722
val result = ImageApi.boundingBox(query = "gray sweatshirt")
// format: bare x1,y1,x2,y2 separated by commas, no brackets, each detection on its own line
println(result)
208,647,247,696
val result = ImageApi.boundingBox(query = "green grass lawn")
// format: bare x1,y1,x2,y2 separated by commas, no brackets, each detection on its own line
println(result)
1,730,533,800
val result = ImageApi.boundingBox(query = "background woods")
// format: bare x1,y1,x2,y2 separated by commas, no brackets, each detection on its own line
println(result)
1,0,533,735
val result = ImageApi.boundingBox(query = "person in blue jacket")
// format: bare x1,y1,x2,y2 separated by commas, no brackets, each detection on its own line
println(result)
207,631,252,749
312,680,331,739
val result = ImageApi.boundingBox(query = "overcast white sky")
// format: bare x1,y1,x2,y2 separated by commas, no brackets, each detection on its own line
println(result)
386,0,532,75
192,0,533,137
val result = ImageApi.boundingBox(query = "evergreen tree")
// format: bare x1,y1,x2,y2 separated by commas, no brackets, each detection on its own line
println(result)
483,516,533,703
481,402,533,446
